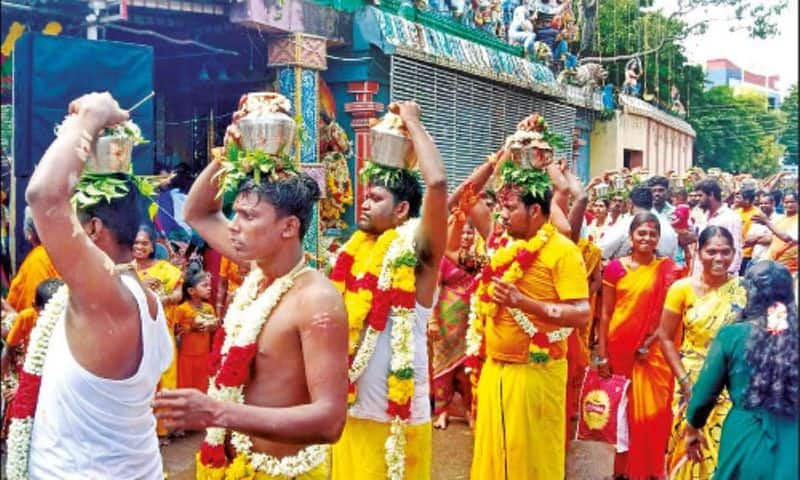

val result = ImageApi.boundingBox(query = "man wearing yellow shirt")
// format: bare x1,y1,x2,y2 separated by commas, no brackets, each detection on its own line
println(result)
470,161,590,480
734,187,759,275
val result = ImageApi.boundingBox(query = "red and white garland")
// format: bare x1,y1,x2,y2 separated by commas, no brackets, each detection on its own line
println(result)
197,259,329,479
6,284,69,480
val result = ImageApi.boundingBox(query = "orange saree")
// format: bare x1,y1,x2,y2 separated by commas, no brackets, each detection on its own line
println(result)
603,257,679,479
6,245,59,312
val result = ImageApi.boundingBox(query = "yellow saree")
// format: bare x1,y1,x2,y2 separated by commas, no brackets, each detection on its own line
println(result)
136,259,182,437
663,277,747,479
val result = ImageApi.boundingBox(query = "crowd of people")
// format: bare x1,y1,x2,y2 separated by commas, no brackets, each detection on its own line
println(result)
0,91,797,480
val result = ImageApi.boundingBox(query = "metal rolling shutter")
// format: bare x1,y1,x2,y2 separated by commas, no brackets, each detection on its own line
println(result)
390,55,576,190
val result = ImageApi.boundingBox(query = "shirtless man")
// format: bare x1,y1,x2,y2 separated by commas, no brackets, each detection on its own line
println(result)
14,92,173,478
154,122,348,478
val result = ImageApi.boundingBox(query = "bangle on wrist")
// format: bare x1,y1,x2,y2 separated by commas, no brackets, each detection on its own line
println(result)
678,372,691,385
594,356,608,366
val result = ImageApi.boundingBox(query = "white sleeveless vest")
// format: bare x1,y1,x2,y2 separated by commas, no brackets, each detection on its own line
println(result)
28,274,173,479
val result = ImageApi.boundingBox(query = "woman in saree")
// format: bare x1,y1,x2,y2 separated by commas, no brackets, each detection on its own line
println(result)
683,260,798,479
430,202,486,429
658,226,747,479
132,224,183,445
596,212,681,478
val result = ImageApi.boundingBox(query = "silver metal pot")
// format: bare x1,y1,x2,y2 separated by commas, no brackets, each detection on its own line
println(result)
87,136,134,173
237,111,296,155
511,145,551,169
370,129,411,169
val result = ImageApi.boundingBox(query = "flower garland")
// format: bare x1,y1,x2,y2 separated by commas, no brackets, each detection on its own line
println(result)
329,218,419,480
464,224,572,386
197,259,329,480
6,284,69,480
320,151,353,230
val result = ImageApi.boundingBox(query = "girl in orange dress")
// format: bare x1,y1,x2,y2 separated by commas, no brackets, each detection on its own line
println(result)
174,270,217,395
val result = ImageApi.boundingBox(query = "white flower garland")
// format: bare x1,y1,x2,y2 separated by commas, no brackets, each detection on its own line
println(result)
464,295,483,373
508,308,573,343
6,284,69,480
230,432,329,475
203,260,329,477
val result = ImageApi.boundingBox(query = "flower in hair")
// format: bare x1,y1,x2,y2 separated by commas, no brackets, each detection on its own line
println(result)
766,302,789,335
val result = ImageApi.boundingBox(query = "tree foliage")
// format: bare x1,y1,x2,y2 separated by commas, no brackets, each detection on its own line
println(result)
779,84,798,165
583,0,787,60
688,86,785,176
591,0,706,108
590,0,792,175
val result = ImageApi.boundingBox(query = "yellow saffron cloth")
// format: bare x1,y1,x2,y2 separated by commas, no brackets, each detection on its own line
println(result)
484,232,588,363
331,416,432,480
195,452,329,480
6,244,59,312
471,357,568,480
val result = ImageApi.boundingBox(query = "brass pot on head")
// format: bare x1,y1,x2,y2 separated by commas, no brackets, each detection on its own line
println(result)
237,112,296,156
88,135,135,173
781,175,797,191
594,182,609,198
613,175,627,191
370,129,412,169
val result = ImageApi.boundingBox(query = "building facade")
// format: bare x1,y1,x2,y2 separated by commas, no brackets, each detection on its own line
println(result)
706,58,782,108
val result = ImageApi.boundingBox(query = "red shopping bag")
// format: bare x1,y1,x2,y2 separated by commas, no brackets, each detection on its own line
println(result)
576,367,630,452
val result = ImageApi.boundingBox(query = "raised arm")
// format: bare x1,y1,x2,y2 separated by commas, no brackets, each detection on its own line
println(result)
25,93,134,316
566,169,592,243
446,150,506,212
183,132,240,261
395,102,448,268
468,198,494,241
393,102,447,307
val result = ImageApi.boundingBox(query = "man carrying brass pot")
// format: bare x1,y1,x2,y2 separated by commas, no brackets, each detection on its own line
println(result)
329,101,448,480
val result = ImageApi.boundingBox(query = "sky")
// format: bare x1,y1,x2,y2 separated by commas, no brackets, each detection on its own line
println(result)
655,0,799,96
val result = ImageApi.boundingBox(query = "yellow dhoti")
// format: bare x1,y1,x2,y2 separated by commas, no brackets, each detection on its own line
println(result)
471,358,568,480
331,416,432,480
195,451,330,480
